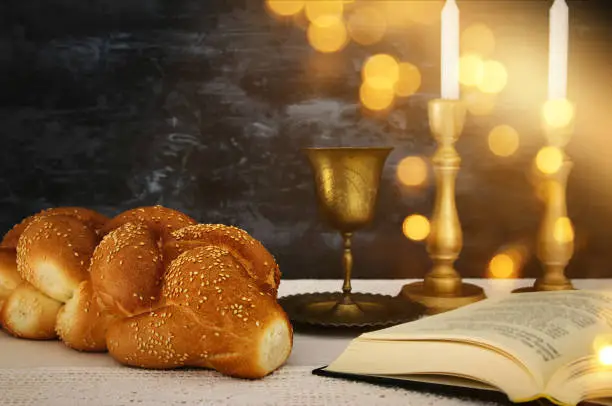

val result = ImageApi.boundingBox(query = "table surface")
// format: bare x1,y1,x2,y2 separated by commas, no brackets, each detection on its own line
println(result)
1,278,610,406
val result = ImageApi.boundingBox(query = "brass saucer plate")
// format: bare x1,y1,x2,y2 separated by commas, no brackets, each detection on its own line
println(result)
279,292,426,329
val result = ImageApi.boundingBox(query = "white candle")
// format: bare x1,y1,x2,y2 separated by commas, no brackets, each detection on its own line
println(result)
441,0,460,100
548,0,569,100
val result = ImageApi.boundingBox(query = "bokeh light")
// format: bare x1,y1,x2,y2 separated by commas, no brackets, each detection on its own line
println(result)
536,146,564,174
266,0,305,17
403,215,431,241
488,245,526,279
477,60,508,94
488,125,519,157
307,16,348,54
362,54,400,89
461,23,496,56
397,156,428,187
463,89,496,116
347,6,387,46
554,217,574,244
305,0,344,23
360,81,394,111
599,346,612,366
543,98,575,128
395,62,422,97
459,54,484,87
489,254,516,279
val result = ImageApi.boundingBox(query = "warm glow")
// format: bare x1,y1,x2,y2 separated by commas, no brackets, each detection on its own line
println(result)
489,254,516,279
395,62,422,97
403,215,430,241
362,54,400,89
307,16,348,54
536,146,564,174
266,0,305,17
397,156,428,187
543,98,574,128
554,217,574,244
407,1,443,25
463,89,496,116
305,0,344,23
488,125,519,157
461,23,496,56
360,81,394,111
477,60,508,94
459,53,484,87
381,1,411,28
598,346,612,366
347,6,387,46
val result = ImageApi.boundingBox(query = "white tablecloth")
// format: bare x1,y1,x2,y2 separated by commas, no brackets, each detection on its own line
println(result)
0,278,608,405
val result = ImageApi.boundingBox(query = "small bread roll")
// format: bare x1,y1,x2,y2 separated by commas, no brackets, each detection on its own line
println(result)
163,224,281,296
1,207,108,248
90,222,164,317
17,215,98,302
1,282,62,339
56,280,118,352
102,205,196,242
0,248,21,310
106,246,293,378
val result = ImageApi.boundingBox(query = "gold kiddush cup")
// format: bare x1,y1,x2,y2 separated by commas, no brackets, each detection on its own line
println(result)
278,146,425,328
305,147,392,301
400,99,486,314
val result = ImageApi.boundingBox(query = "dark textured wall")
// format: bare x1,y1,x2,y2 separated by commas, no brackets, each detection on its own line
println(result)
1,0,611,280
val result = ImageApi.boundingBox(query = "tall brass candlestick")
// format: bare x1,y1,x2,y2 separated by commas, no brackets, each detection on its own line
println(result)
516,105,576,293
400,99,486,314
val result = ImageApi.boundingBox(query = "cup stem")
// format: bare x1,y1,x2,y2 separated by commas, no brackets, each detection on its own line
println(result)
341,232,353,297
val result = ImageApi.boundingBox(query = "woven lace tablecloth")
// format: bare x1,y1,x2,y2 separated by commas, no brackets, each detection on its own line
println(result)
1,279,605,405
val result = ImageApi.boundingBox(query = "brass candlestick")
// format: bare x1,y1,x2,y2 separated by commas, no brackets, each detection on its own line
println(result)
400,99,486,314
515,104,576,293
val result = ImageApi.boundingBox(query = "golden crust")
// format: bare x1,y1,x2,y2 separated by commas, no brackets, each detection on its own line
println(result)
16,215,98,303
0,248,21,300
90,222,164,317
0,282,62,340
163,224,281,296
1,207,109,248
56,280,118,352
101,205,197,242
107,246,292,378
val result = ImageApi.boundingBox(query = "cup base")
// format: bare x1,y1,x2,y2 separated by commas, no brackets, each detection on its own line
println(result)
399,281,486,315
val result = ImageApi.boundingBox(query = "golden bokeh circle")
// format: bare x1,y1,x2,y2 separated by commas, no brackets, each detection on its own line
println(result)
359,81,395,111
307,16,349,54
397,156,428,187
305,0,344,23
489,254,515,279
459,53,484,87
542,98,574,128
266,0,305,17
488,124,519,157
402,215,431,241
395,62,422,97
535,146,564,175
477,60,508,94
461,23,496,56
347,6,387,46
362,54,400,89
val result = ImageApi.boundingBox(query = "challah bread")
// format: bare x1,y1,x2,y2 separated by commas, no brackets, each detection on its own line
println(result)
1,282,62,339
1,207,109,248
101,206,196,243
56,280,118,352
17,215,98,303
90,222,164,317
0,248,21,312
163,224,281,296
106,246,292,378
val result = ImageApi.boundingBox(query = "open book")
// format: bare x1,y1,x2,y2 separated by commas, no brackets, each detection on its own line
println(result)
319,290,612,406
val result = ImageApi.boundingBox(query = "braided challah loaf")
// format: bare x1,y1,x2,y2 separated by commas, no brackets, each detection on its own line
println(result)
0,205,292,378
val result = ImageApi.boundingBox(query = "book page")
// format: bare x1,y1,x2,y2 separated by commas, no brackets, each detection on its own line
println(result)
363,290,612,383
